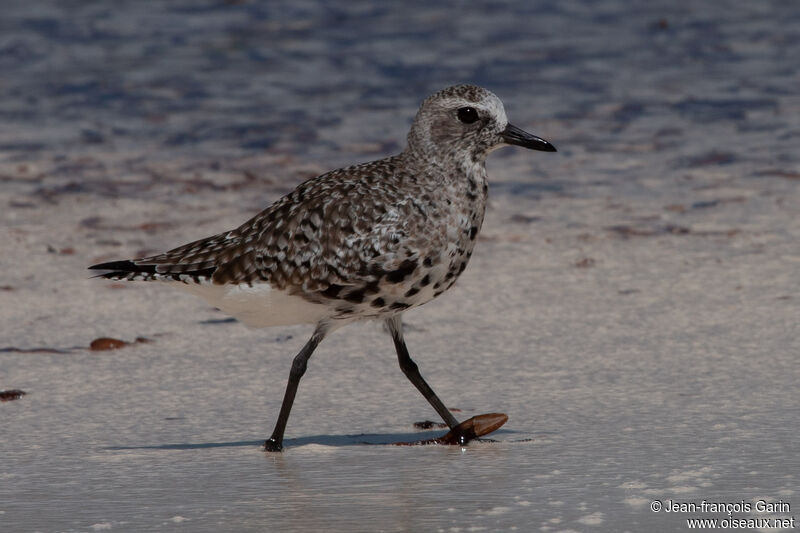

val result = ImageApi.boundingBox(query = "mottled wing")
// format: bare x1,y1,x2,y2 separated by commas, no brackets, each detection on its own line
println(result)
91,157,435,302
214,157,436,299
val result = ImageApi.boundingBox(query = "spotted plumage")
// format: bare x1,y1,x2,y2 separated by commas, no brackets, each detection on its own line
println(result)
89,84,556,451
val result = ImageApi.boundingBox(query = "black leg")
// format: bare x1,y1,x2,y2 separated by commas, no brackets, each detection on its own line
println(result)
386,316,460,429
264,326,326,452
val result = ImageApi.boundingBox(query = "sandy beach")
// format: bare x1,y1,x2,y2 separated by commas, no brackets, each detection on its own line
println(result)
1,1,798,531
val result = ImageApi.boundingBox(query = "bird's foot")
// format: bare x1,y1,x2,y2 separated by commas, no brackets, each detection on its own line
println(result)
263,437,283,452
437,413,508,446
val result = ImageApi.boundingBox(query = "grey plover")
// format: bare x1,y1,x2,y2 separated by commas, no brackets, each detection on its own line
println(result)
90,84,556,451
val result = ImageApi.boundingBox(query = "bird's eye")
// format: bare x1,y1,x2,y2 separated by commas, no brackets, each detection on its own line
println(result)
456,107,479,124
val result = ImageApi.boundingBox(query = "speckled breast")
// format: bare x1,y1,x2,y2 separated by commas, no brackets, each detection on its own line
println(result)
324,166,489,321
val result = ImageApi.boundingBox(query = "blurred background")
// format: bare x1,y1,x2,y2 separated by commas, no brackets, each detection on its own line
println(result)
2,0,797,199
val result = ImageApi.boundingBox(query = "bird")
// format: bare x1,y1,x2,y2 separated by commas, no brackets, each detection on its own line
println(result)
89,84,556,451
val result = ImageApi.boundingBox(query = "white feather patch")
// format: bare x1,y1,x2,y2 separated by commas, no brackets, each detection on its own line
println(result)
176,281,329,328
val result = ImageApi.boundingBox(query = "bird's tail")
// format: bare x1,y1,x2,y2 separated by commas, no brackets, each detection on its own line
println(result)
88,259,216,282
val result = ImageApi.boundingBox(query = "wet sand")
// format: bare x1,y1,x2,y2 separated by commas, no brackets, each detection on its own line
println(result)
1,1,798,531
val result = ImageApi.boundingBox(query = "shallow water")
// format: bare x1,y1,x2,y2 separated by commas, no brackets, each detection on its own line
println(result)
1,1,799,532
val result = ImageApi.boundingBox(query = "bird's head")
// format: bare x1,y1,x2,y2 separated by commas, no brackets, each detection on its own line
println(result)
406,84,556,167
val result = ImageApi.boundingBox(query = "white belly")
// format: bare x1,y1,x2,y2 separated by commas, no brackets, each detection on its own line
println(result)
176,281,330,328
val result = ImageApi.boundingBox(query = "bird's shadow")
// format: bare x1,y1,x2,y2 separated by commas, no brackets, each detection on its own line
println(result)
104,428,520,451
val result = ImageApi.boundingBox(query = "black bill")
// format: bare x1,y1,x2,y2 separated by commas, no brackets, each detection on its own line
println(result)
501,123,557,152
